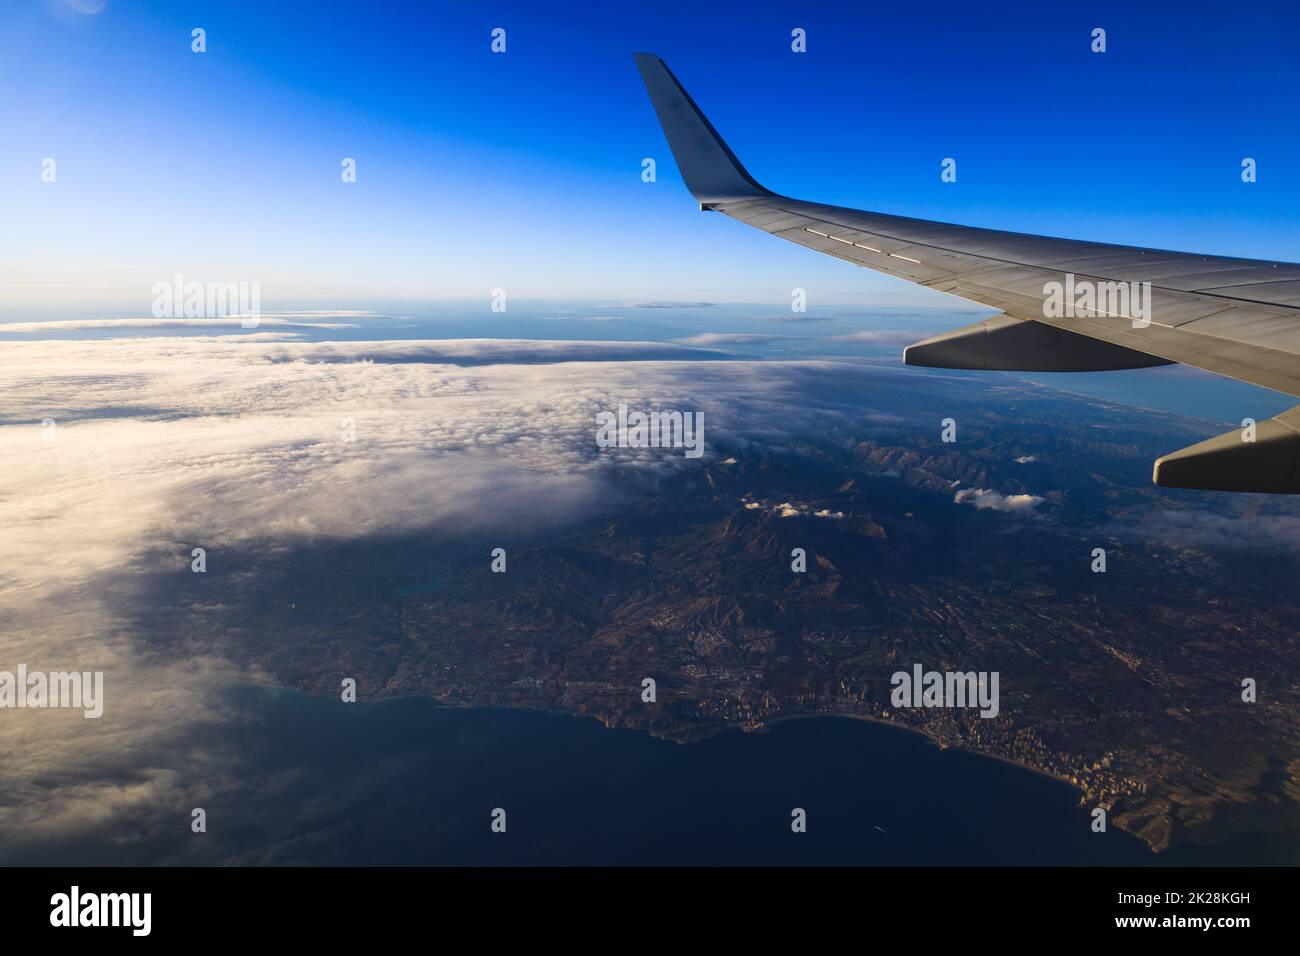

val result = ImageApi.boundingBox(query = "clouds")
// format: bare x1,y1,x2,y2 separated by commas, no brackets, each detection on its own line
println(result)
608,301,720,310
2,334,962,846
0,314,375,334
759,501,845,519
672,333,785,347
670,328,942,349
254,338,729,365
1,339,729,586
0,338,938,639
829,329,932,345
1127,508,1300,556
953,487,1046,514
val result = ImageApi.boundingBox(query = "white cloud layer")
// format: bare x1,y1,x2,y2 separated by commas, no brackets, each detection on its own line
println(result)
0,335,927,846
953,487,1045,513
673,333,785,346
0,315,367,333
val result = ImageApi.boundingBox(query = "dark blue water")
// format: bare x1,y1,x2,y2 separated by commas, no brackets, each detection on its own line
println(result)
187,688,1176,866
12,686,1296,866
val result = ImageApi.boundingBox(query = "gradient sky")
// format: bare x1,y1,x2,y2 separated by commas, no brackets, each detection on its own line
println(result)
3,0,1298,310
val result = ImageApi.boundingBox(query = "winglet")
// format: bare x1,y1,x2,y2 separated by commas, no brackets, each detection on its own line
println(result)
633,53,772,207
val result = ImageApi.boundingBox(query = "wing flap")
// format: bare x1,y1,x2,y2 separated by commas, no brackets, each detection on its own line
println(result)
904,314,1173,372
1154,407,1300,493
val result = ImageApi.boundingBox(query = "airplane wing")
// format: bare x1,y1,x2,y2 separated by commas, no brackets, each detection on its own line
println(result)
634,53,1300,494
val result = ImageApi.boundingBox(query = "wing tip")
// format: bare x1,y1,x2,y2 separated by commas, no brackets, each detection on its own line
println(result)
633,52,771,204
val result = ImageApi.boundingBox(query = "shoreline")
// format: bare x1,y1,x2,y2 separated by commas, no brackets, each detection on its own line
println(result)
236,685,1300,859
754,710,1082,790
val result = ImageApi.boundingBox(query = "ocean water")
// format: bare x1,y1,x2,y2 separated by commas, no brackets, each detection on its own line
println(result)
64,687,1164,866
71,687,1287,867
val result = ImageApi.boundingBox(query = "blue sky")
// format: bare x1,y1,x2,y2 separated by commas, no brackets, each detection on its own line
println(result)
3,0,1298,310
